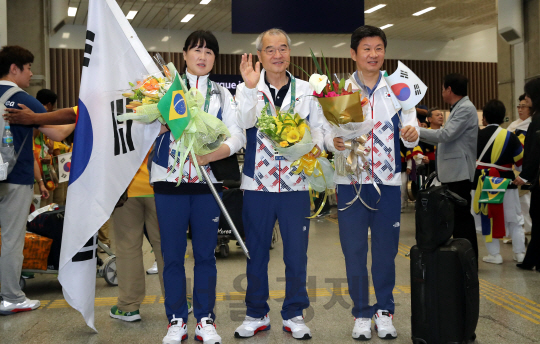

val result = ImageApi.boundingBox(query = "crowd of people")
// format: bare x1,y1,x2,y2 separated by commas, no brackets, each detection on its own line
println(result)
0,24,539,344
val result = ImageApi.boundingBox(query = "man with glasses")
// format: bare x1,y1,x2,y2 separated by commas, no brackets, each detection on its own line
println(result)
234,28,324,340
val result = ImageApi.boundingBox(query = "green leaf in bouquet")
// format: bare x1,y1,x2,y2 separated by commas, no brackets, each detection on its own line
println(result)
321,51,334,92
339,78,346,93
310,49,323,75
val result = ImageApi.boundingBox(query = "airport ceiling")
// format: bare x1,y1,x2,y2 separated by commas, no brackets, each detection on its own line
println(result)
65,0,497,41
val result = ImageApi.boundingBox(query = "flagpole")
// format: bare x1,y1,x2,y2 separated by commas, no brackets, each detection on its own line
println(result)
198,167,251,259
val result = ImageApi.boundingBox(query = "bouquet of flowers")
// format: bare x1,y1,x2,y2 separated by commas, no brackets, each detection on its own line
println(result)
256,104,334,198
295,50,375,178
117,54,230,184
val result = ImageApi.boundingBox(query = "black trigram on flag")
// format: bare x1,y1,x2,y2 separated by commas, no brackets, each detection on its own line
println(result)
111,99,135,156
414,84,421,96
400,70,408,79
83,30,95,68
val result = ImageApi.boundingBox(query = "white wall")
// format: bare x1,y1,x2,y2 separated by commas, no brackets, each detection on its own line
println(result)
50,25,498,63
0,0,7,47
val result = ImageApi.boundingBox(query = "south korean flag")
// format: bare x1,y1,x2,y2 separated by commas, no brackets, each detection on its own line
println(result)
384,61,427,111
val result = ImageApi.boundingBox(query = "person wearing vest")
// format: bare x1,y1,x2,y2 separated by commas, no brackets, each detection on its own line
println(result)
234,28,324,340
0,46,73,315
471,100,525,265
325,26,419,340
508,94,533,235
153,31,245,344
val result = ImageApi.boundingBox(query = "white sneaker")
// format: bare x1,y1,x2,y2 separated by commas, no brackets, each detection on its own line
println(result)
147,261,158,274
483,254,503,264
234,314,271,338
195,317,221,344
374,310,397,339
514,253,525,263
282,315,312,340
352,317,372,340
0,298,40,315
163,317,188,344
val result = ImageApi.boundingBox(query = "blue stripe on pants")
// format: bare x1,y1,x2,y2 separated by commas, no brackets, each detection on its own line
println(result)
155,192,221,323
337,184,400,318
243,190,310,320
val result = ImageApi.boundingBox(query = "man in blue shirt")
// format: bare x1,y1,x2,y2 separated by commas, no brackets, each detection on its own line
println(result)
0,46,72,315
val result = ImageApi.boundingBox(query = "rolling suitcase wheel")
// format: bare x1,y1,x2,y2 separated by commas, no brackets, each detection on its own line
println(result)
219,244,229,258
101,255,118,286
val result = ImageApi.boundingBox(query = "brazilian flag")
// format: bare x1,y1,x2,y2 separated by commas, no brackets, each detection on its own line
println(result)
478,176,511,204
157,73,191,139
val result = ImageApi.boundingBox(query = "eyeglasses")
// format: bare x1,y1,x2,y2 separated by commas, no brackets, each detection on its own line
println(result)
261,46,289,56
517,105,531,109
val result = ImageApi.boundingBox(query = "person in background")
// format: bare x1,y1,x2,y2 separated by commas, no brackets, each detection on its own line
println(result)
0,45,73,315
508,94,533,235
471,100,525,264
513,78,540,271
419,73,479,261
420,107,444,178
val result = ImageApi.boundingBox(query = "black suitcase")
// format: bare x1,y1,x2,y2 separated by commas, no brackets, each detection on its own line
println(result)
410,239,479,344
27,206,65,270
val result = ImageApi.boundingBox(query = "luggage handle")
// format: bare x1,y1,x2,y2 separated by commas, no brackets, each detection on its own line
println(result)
421,171,439,190
442,189,467,206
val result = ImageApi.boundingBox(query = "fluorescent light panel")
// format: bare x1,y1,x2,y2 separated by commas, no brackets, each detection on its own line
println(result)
380,24,393,30
200,0,211,4
413,7,436,16
333,42,346,48
62,32,70,39
126,11,138,20
181,14,195,22
59,44,67,48
161,36,170,42
68,7,77,17
232,49,243,54
365,4,386,13
292,41,304,46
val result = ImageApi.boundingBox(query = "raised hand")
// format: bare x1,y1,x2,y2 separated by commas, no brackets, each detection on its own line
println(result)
240,53,261,89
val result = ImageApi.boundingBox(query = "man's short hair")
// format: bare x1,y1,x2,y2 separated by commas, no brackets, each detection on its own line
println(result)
482,99,506,125
0,45,34,78
443,73,468,97
519,93,526,102
183,30,219,58
255,28,291,52
350,25,387,51
427,107,439,118
36,89,58,106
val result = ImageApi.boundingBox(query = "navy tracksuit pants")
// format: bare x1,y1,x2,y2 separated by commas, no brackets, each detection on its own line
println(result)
337,184,400,318
155,192,221,323
243,190,311,320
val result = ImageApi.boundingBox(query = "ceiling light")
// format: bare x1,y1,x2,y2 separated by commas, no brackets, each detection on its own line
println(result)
200,0,211,4
148,46,156,51
232,49,243,54
251,40,257,45
62,32,70,39
292,41,305,46
333,42,346,48
161,36,170,42
181,14,195,22
380,24,393,30
59,44,67,48
126,11,138,20
68,7,77,17
365,4,386,13
412,7,436,16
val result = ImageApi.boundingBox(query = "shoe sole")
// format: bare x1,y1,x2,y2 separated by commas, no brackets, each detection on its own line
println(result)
234,324,271,338
353,334,371,341
375,326,397,340
163,334,188,344
283,326,312,340
0,307,36,315
109,311,141,322
195,334,221,343
146,271,158,275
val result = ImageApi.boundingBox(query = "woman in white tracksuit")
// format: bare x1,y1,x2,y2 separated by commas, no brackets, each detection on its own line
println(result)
153,31,245,344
